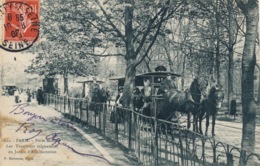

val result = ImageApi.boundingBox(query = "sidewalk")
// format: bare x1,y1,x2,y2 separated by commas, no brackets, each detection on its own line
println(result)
0,96,135,166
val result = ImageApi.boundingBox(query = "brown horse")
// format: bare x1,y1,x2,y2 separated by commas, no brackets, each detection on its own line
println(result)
157,77,208,132
198,84,224,136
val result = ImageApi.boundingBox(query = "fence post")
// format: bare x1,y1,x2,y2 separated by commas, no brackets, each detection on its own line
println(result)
86,102,89,124
79,99,83,121
165,124,168,162
239,150,246,166
64,95,66,113
201,138,206,165
94,103,97,128
59,96,62,112
178,128,184,166
68,97,71,116
136,114,140,160
103,104,106,135
153,117,159,166
213,140,217,163
99,104,102,132
115,106,118,143
46,94,48,105
128,108,132,150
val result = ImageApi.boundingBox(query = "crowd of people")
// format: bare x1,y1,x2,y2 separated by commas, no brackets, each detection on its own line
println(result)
12,85,113,106
13,87,45,105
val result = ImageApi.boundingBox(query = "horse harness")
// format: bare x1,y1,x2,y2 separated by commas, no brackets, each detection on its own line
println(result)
203,89,224,107
164,88,202,121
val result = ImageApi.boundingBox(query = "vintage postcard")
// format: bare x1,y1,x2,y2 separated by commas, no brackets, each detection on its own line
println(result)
0,0,260,166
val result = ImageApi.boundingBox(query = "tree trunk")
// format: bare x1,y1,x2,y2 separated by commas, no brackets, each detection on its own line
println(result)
235,0,258,165
256,64,260,105
122,0,135,108
122,62,136,107
227,0,235,113
228,50,234,113
215,0,221,84
181,55,186,90
63,72,68,94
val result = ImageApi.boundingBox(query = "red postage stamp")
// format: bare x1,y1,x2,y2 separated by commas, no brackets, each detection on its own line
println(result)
0,0,40,52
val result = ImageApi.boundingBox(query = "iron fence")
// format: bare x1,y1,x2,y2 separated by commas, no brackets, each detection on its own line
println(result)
45,94,260,166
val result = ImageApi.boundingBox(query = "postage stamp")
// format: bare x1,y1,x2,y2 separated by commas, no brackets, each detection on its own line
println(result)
0,0,40,52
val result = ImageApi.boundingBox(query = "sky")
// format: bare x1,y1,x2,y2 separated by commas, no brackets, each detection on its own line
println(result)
0,49,36,85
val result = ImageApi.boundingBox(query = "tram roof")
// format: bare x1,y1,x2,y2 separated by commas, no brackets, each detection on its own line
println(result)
77,80,105,84
110,71,181,81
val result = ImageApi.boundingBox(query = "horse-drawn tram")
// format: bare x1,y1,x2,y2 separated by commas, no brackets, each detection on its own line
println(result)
110,70,181,117
109,70,231,165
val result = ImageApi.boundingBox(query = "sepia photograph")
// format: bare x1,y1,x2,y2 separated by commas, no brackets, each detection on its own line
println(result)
0,0,259,165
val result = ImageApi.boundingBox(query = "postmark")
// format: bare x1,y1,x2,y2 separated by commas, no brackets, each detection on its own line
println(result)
0,0,40,52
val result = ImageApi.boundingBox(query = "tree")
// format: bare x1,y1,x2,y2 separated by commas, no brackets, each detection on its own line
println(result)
25,0,101,93
25,41,99,93
235,0,258,165
81,0,186,107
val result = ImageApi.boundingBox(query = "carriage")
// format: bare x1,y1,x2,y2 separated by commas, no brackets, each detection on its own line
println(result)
110,71,181,116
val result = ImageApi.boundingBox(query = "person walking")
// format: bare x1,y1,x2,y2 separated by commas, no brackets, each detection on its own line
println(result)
37,87,43,105
106,87,111,105
14,88,20,103
26,89,32,102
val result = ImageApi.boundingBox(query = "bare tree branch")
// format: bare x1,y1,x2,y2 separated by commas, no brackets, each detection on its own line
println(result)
134,1,171,67
134,2,166,56
93,0,125,41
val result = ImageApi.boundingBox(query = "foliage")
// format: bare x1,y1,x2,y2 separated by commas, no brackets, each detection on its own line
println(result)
25,0,100,78
25,41,99,77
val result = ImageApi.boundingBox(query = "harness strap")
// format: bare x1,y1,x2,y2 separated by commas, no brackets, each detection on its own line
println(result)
187,89,201,105
164,90,201,121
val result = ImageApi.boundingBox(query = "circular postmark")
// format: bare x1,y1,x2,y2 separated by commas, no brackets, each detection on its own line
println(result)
0,1,40,52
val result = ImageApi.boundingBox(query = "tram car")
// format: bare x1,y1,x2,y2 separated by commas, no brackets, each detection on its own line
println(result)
110,67,181,116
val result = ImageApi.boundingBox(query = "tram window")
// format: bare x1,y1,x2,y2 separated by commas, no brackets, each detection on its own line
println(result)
154,77,164,83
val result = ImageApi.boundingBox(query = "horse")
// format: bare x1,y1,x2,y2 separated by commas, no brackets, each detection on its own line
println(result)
198,84,224,136
157,77,208,132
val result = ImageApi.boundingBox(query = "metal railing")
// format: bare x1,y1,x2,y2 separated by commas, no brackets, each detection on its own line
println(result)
45,94,260,166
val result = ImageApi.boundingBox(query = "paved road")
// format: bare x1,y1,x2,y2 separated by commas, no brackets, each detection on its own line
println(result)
179,114,260,154
0,95,133,166
201,117,260,153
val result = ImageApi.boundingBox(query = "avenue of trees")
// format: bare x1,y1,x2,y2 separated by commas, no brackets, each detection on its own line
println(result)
25,0,259,161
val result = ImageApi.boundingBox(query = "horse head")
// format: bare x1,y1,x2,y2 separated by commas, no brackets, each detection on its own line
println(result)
208,84,224,109
190,77,208,103
197,77,208,94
